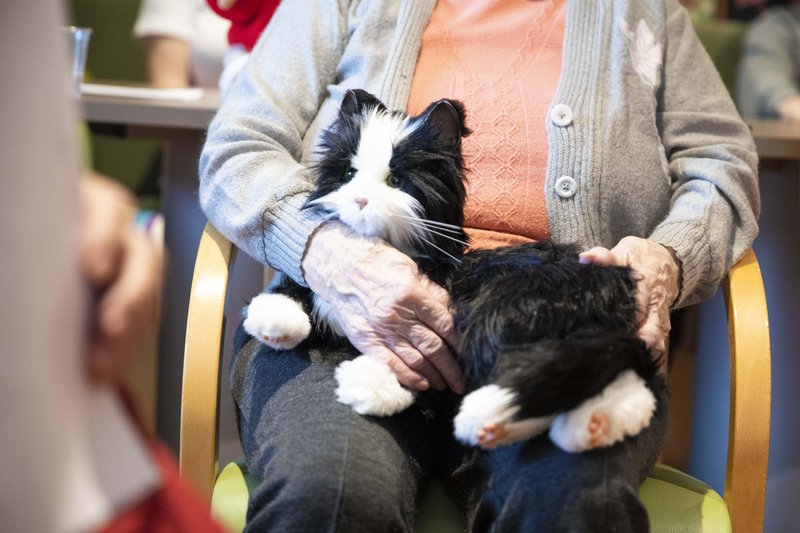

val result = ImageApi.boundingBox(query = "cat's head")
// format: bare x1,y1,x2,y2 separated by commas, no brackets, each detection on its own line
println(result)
307,89,470,261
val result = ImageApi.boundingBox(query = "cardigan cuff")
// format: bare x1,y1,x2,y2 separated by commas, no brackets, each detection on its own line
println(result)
263,193,331,287
649,220,711,309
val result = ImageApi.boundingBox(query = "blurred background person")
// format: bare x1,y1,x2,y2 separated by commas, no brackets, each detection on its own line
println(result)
133,0,229,88
207,0,281,96
736,0,800,120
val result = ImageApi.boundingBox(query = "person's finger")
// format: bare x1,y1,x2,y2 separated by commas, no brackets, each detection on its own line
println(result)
80,199,126,286
384,334,447,390
413,281,460,351
578,246,619,267
217,0,238,9
91,231,162,382
98,231,161,337
364,345,430,391
404,323,464,394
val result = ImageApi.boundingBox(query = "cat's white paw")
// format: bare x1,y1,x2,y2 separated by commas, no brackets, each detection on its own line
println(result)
243,293,311,350
334,355,415,416
454,385,523,447
549,370,656,453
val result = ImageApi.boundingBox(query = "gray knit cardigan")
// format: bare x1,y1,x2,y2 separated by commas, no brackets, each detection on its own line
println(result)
199,0,759,308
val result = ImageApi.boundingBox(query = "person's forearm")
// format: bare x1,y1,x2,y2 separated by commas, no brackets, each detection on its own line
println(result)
199,0,347,282
142,36,191,88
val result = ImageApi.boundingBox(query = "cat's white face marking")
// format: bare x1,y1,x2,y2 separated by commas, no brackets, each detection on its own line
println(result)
313,108,427,252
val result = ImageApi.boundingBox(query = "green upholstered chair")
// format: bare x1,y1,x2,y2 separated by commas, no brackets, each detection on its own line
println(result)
180,223,770,533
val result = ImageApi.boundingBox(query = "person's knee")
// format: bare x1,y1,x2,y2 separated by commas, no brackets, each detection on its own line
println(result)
246,455,416,533
561,478,649,533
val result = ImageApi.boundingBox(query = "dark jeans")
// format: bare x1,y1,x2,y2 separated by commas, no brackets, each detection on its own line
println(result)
230,325,668,533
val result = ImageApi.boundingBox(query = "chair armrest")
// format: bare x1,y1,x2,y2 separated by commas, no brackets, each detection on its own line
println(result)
180,222,236,502
722,248,771,533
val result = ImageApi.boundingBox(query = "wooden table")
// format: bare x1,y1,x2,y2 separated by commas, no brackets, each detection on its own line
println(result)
81,89,220,452
749,119,800,160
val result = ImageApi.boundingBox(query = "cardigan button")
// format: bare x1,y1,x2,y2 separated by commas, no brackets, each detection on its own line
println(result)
555,176,578,198
550,104,573,127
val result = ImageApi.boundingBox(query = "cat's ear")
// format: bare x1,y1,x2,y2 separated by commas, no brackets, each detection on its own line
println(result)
422,99,470,149
340,89,386,117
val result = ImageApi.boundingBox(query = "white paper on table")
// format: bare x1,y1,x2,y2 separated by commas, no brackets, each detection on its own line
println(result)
81,83,204,101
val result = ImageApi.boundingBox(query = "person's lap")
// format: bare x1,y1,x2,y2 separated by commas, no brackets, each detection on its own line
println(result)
231,325,667,533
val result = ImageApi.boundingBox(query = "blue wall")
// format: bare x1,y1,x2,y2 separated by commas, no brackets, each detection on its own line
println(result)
689,162,800,533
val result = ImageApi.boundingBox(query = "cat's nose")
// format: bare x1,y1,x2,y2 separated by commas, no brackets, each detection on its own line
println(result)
355,197,368,210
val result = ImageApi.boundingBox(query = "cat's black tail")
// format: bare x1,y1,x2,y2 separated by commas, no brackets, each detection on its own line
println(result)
489,331,663,420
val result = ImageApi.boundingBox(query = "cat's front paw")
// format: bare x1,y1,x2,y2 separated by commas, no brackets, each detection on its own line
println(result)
243,293,311,350
549,370,656,453
335,355,415,416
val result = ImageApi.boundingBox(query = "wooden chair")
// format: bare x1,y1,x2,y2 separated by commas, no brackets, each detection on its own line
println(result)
180,222,771,533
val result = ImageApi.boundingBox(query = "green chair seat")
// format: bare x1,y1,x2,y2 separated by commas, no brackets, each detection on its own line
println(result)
211,458,730,533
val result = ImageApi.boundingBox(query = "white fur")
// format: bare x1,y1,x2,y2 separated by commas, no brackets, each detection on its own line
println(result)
549,370,656,453
334,355,415,416
454,385,522,445
311,294,345,337
243,293,311,350
307,109,426,252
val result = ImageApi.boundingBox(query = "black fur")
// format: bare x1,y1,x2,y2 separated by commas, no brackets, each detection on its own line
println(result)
446,242,663,420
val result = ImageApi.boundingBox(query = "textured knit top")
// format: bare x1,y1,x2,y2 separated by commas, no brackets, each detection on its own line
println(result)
199,0,760,308
407,0,566,249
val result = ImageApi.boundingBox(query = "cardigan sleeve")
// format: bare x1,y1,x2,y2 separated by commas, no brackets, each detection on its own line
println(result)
648,2,760,308
199,0,348,286
736,8,800,118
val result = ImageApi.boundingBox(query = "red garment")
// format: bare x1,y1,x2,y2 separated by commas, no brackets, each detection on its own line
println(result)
98,390,227,533
207,0,282,51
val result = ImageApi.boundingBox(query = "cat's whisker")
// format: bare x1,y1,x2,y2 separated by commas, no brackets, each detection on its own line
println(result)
416,235,463,264
403,220,470,248
395,214,465,232
396,217,466,238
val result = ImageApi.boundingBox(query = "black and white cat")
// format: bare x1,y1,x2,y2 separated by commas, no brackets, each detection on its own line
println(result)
243,89,666,452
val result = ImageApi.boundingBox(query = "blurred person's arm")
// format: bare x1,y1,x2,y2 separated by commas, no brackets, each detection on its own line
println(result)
133,0,196,87
736,7,800,118
140,35,191,88
776,93,800,122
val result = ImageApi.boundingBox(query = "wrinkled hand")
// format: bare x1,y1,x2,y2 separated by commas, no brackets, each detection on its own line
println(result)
579,237,681,363
776,95,800,123
302,221,464,394
80,175,164,384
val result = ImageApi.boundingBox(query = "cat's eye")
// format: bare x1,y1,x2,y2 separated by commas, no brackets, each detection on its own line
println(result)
344,167,357,180
386,174,401,188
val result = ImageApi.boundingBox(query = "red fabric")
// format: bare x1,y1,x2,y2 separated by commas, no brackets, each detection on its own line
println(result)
97,390,227,533
207,0,282,51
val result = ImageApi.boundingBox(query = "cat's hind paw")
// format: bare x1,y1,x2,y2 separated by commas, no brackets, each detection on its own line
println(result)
335,355,415,416
454,385,520,446
243,293,311,350
549,370,656,453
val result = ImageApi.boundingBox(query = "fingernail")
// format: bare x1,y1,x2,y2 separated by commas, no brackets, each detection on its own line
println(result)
418,379,430,391
578,254,591,265
453,380,465,395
